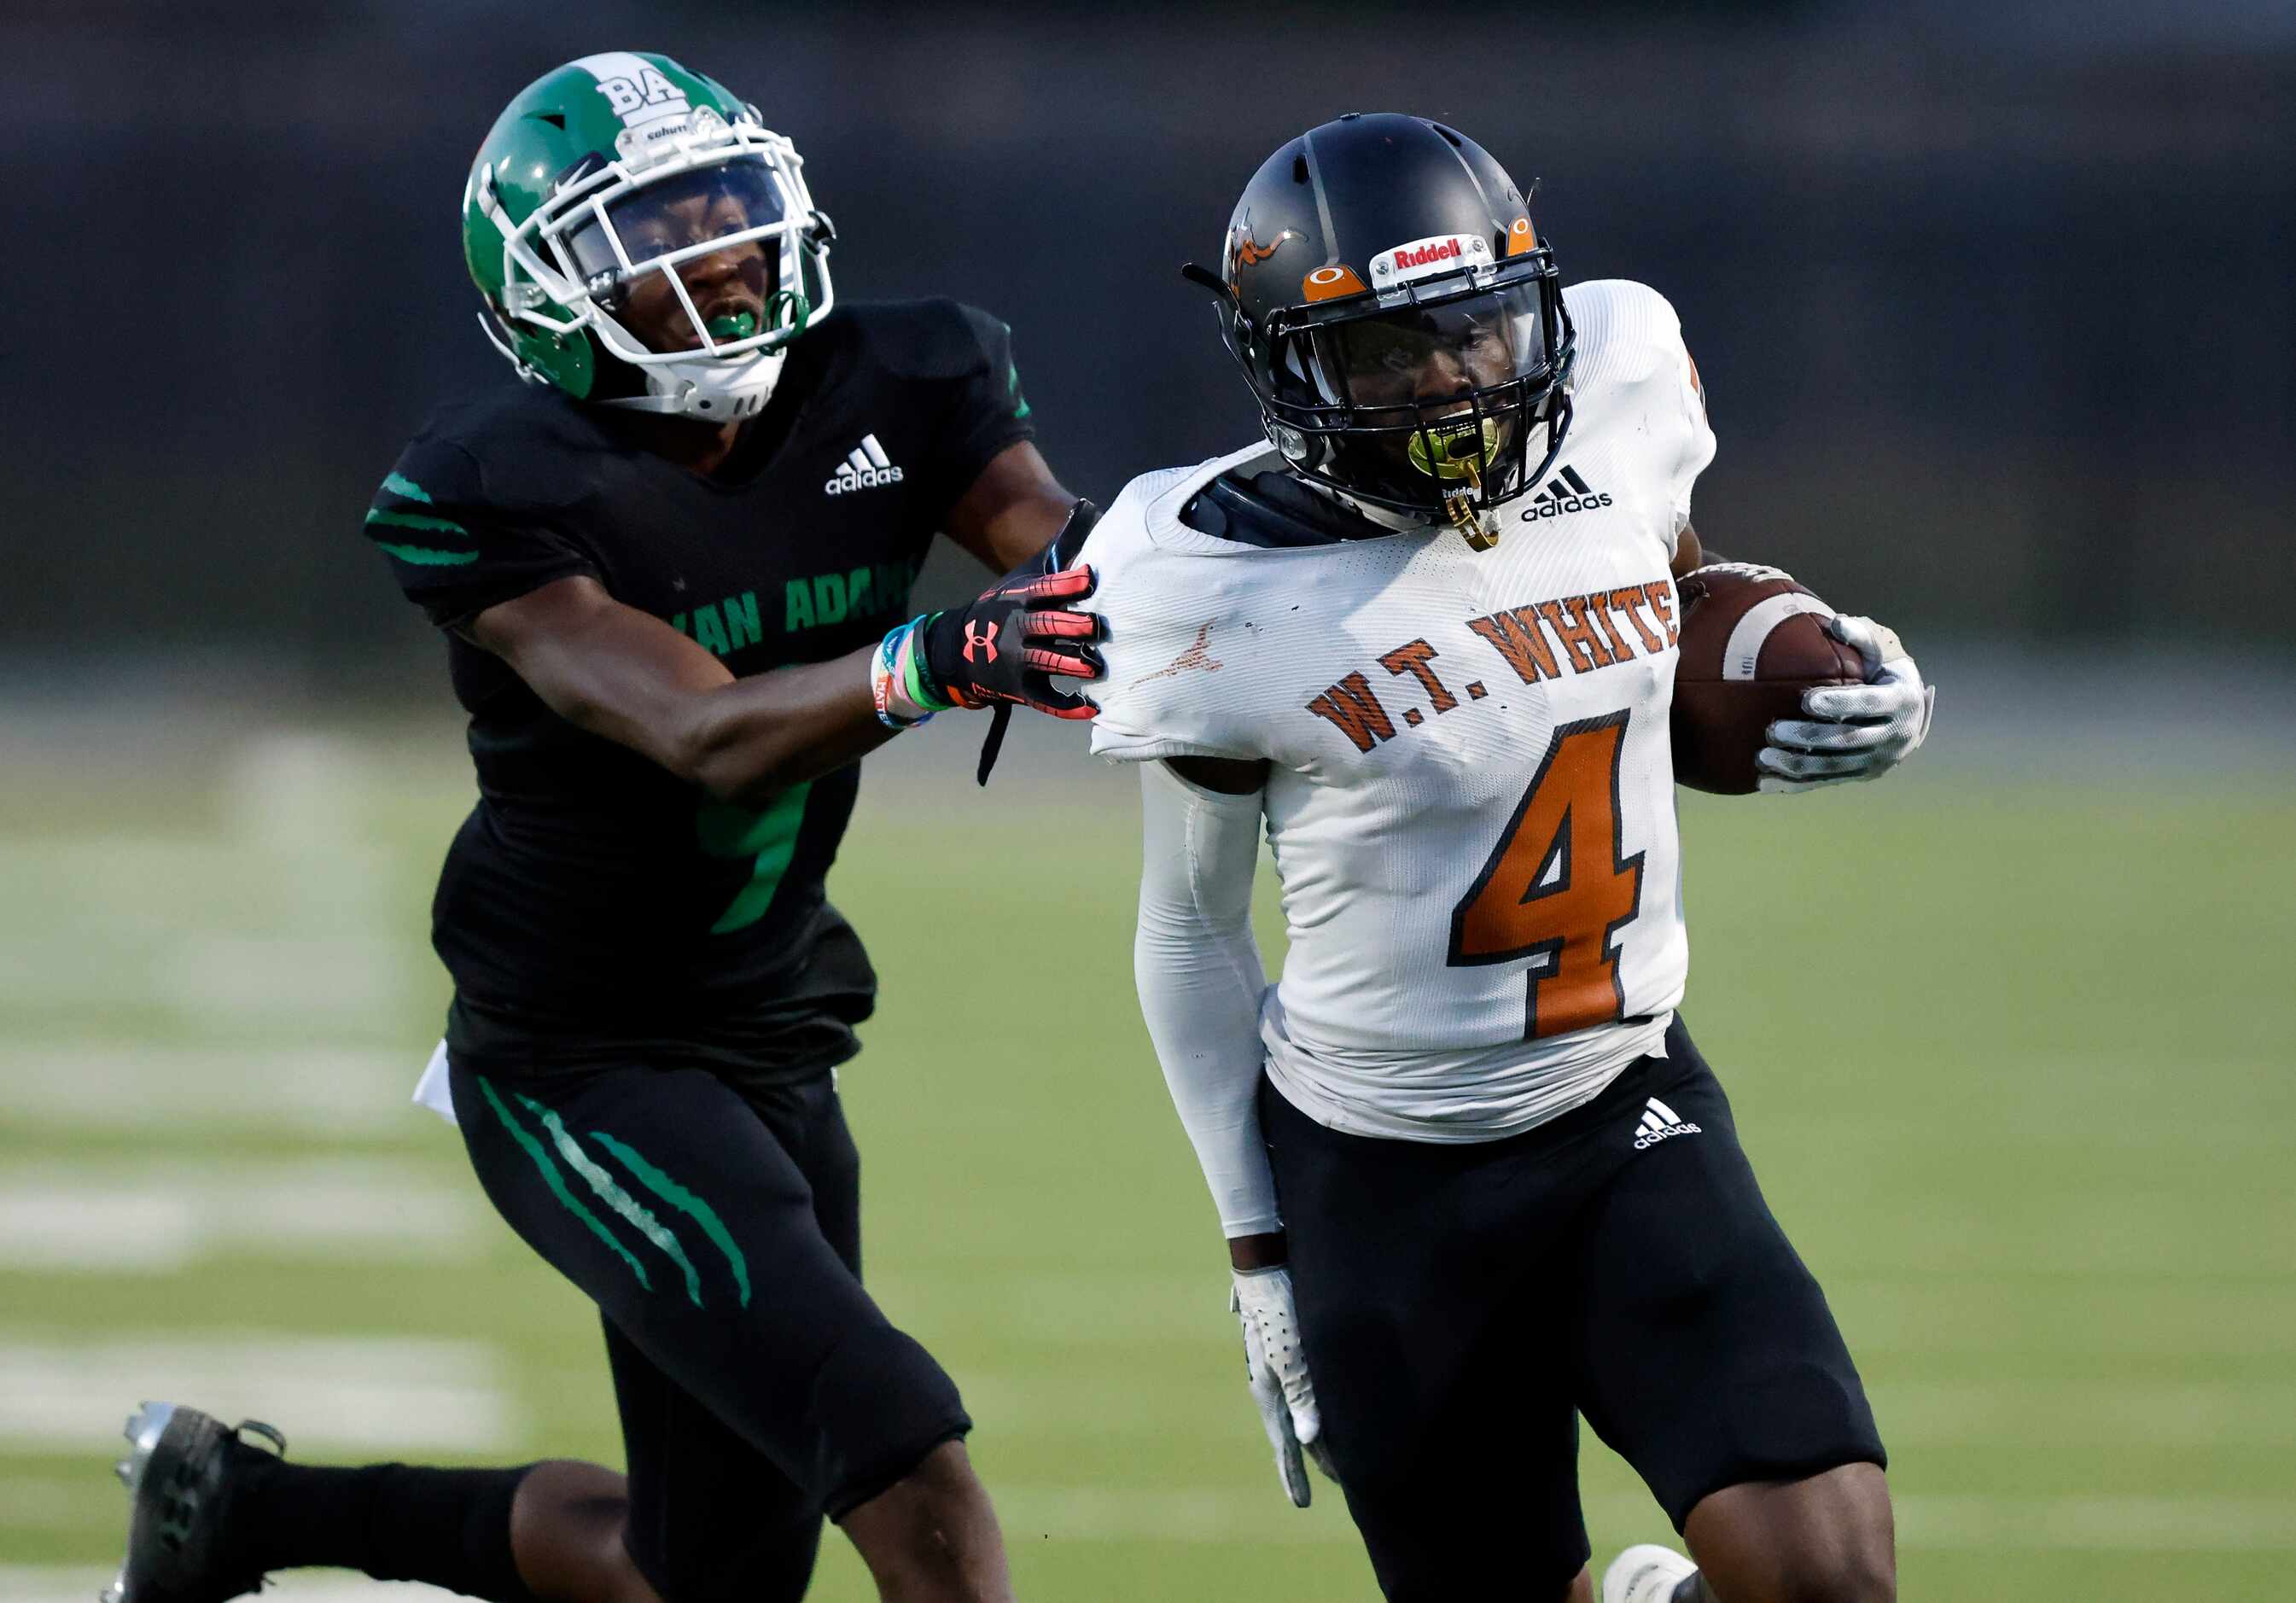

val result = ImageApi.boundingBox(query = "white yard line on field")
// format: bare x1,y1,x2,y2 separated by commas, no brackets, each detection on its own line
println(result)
0,1041,428,1136
990,1485,1360,1544
959,1371,2296,1452
0,1159,484,1272
0,731,424,1029
0,1335,518,1455
1889,1494,2296,1552
995,1489,2296,1550
999,1489,2296,1549
1869,1379,2296,1448
0,1571,460,1603
3,1489,2292,1574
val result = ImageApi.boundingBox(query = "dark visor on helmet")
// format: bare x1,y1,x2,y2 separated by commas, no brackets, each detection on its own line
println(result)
1279,282,1550,415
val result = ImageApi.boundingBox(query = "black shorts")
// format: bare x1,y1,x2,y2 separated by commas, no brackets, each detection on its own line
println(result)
1261,1017,1885,1601
451,1059,970,1603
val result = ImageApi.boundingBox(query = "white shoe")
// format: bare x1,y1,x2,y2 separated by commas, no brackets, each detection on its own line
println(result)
1603,1542,1700,1603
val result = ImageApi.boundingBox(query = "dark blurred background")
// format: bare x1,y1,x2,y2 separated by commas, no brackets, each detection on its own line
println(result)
6,0,2292,697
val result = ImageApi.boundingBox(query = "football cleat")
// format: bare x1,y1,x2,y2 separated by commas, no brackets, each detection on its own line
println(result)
104,1402,286,1603
1603,1542,1700,1603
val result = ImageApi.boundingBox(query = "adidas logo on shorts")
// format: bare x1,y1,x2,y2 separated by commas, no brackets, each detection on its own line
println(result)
825,434,905,496
1631,1096,1701,1151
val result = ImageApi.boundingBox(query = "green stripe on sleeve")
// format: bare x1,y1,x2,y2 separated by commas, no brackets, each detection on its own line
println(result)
372,541,481,567
475,1077,651,1293
365,507,470,536
382,471,434,503
519,1094,705,1309
588,1130,752,1308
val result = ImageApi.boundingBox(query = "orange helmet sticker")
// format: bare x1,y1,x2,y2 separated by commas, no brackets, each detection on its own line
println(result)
1505,217,1538,256
1302,264,1369,302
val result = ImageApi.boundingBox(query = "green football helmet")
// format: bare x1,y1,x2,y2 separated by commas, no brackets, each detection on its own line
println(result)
463,52,836,419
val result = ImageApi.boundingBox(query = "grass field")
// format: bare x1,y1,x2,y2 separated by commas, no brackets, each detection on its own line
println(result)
2,713,2292,1600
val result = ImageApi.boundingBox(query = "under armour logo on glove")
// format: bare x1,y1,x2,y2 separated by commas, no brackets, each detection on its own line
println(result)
918,556,1105,725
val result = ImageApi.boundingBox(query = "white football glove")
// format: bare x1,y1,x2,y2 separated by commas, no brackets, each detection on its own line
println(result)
1757,614,1936,793
1230,1265,1337,1507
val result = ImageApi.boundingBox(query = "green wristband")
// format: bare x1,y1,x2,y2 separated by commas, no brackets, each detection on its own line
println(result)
901,615,953,712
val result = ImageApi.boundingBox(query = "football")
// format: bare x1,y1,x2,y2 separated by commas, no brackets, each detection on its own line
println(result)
1670,563,1865,794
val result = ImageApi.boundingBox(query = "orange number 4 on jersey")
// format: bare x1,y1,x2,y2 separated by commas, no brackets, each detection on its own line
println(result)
1447,711,1646,1040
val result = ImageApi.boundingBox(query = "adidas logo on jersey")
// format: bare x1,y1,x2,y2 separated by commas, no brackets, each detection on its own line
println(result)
1631,1096,1701,1151
1518,464,1612,522
825,435,905,495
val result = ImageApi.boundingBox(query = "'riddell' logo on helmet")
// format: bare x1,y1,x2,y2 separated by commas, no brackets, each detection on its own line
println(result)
1372,233,1491,287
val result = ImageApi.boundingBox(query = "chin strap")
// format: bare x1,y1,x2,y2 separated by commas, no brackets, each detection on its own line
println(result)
593,377,774,418
1445,487,1503,551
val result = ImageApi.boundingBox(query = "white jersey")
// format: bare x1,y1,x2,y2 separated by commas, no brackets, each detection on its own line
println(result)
1085,280,1716,1142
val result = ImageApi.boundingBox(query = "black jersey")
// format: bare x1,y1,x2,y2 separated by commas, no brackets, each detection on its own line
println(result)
366,299,1035,1081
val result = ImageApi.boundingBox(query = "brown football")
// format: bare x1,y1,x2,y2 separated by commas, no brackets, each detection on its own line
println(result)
1671,563,1864,794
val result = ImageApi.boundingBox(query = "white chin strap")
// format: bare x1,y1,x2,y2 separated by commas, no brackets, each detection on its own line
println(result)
596,344,790,420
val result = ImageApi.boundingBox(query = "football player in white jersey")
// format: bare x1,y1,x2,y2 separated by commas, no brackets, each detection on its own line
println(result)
1075,115,1931,1603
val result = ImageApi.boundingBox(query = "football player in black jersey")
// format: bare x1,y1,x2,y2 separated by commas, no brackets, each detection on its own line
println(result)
105,53,1101,1603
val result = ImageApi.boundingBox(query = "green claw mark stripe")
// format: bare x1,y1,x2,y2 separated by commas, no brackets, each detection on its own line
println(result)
365,507,471,536
696,782,811,935
372,542,481,567
517,1093,705,1308
476,1076,652,1293
367,470,478,561
589,1130,752,1308
1008,360,1030,419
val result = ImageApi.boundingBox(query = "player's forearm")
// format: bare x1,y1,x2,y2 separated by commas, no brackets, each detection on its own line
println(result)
1137,1012,1282,1241
470,577,899,804
1135,761,1283,1238
1227,1231,1288,1271
1136,925,1281,1237
673,644,898,804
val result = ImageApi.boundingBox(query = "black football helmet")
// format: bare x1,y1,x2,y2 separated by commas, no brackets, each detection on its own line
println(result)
1185,114,1574,547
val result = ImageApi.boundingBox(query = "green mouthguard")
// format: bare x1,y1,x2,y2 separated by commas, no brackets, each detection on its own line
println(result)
705,309,760,342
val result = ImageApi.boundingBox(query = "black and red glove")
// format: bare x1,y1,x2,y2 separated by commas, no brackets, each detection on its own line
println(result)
918,564,1105,720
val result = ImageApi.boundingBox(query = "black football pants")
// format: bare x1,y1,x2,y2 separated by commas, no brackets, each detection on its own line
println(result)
451,1060,970,1603
1262,1017,1886,1600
